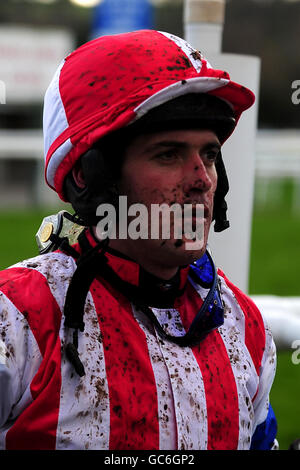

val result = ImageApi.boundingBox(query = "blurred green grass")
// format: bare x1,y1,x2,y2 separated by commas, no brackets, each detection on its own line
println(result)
270,351,300,450
0,209,51,269
249,179,300,296
0,178,299,449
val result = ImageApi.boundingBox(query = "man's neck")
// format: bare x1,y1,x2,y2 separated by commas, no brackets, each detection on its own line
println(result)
108,238,179,281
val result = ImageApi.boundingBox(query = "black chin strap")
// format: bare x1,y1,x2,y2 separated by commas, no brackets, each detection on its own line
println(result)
64,234,109,376
213,152,230,232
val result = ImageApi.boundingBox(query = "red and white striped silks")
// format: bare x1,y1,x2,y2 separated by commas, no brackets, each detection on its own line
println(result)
0,247,275,450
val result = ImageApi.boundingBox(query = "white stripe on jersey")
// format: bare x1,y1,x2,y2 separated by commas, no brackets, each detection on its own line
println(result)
134,304,208,450
216,277,258,449
132,305,177,450
0,291,42,448
13,252,76,313
56,292,110,450
251,318,276,431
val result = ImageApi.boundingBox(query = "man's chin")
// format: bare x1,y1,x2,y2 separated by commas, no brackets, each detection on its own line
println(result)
161,237,207,265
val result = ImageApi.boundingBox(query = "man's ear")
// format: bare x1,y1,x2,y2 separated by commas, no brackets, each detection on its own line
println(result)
72,163,86,189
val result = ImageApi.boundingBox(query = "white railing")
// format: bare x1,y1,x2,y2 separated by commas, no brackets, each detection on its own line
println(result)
0,129,57,205
0,129,43,160
251,295,300,350
255,129,300,212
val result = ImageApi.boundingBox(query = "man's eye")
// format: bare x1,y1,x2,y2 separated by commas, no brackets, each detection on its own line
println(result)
205,150,220,162
154,151,179,162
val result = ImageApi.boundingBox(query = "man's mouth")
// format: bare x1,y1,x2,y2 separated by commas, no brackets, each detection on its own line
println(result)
171,203,209,241
183,203,210,220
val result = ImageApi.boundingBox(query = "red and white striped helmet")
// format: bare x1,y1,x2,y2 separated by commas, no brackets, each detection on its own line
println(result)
43,29,255,201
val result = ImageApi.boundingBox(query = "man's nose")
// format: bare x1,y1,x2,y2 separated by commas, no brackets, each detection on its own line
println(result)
183,153,213,193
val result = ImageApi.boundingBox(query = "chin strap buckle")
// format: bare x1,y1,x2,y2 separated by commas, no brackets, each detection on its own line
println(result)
35,210,85,255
